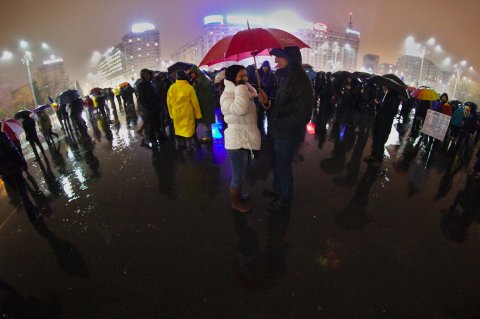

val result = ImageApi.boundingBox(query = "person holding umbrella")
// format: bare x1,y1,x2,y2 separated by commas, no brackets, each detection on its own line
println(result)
220,65,261,213
364,77,401,166
258,46,314,212
21,113,47,162
167,71,203,151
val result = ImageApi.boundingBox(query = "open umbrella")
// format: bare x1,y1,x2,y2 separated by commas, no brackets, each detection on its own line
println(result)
14,109,32,120
352,71,372,80
411,87,440,101
407,86,416,93
333,71,352,80
383,74,407,88
33,104,51,113
370,76,409,99
167,62,194,78
58,89,80,105
90,87,103,96
119,82,129,88
305,68,317,80
1,119,24,138
199,28,308,67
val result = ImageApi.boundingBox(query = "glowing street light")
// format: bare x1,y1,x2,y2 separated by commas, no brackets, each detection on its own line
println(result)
452,60,473,99
1,50,13,60
41,42,49,49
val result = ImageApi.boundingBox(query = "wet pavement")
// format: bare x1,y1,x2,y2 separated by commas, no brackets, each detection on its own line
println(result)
1,111,480,318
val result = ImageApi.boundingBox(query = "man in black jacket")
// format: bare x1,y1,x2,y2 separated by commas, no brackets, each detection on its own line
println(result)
22,116,47,162
364,85,400,165
259,46,314,212
137,69,163,148
0,132,42,225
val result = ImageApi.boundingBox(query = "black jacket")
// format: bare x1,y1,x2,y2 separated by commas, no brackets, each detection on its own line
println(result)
0,132,26,177
22,117,38,141
137,80,161,114
270,68,314,138
376,90,400,121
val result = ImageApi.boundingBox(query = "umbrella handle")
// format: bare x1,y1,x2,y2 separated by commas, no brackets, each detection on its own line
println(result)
252,54,262,91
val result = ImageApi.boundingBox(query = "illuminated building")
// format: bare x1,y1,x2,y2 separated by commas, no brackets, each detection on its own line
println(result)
98,45,127,87
363,54,380,73
122,23,161,80
35,56,69,103
171,13,360,72
378,63,397,75
396,54,444,87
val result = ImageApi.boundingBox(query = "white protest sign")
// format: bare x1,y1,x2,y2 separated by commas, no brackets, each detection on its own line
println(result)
421,109,451,141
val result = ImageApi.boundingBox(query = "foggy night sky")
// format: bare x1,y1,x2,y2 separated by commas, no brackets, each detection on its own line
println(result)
0,0,479,90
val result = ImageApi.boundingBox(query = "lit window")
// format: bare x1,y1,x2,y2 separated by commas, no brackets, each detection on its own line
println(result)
130,55,133,59
128,39,132,43
155,42,158,46
138,48,141,51
137,38,140,41
146,43,150,47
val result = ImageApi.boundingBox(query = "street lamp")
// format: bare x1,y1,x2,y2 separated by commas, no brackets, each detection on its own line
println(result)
0,40,50,106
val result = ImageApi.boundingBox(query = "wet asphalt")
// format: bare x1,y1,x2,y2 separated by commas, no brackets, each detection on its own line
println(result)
0,110,479,319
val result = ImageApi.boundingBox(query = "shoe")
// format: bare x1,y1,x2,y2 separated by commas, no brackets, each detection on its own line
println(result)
267,201,290,213
230,188,252,213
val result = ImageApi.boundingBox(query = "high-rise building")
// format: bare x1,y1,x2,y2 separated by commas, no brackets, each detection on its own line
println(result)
35,56,69,103
122,23,161,80
98,45,127,87
11,84,34,109
363,54,379,73
378,63,397,75
171,14,360,72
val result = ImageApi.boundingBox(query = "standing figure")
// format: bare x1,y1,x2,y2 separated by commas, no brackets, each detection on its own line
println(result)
22,115,47,161
167,71,202,151
137,69,163,148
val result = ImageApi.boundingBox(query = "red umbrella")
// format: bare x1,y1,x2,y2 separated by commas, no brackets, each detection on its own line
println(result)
199,28,309,67
90,87,103,96
1,119,24,140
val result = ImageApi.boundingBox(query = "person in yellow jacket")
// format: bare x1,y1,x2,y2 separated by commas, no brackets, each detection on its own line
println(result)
167,70,202,151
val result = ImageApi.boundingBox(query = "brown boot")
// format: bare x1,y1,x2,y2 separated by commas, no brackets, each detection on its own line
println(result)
229,188,252,213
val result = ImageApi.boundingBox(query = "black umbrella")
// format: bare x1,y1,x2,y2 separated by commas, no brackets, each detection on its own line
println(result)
370,76,409,99
167,62,193,79
14,109,32,120
33,104,51,113
58,90,80,105
383,74,407,89
333,71,352,81
352,71,372,80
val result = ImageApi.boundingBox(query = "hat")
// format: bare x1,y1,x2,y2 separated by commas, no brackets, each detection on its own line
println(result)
261,60,270,68
269,46,302,65
225,65,245,83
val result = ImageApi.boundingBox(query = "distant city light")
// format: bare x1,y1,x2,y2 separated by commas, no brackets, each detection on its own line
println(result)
346,28,360,35
41,42,49,49
1,50,12,60
19,40,28,48
313,23,328,32
43,57,64,65
434,45,442,52
204,15,224,25
460,60,467,66
442,57,451,65
131,23,155,33
427,37,436,45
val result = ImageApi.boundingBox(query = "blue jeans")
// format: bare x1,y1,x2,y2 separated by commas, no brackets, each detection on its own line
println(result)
272,136,296,205
227,149,250,188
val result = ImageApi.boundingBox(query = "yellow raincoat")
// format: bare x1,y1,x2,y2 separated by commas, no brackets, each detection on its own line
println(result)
167,80,202,138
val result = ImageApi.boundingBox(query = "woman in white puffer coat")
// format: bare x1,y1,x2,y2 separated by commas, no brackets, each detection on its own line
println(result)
220,65,261,213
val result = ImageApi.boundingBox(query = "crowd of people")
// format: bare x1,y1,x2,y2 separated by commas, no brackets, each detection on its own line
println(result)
1,44,480,225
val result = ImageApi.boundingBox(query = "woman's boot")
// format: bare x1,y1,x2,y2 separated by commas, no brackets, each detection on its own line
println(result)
229,188,252,213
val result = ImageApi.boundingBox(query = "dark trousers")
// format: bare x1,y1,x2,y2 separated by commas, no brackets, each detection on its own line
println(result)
371,116,394,160
2,173,39,222
144,112,163,144
28,136,46,160
272,135,296,205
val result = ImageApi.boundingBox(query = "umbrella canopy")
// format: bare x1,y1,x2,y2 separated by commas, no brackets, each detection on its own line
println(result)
352,71,372,80
1,119,24,139
199,28,309,66
333,71,352,80
407,86,416,93
90,87,103,96
33,104,51,113
14,109,32,120
119,82,129,88
370,76,409,99
464,102,478,111
411,87,440,101
167,62,194,78
58,90,80,105
383,74,407,88
305,68,317,80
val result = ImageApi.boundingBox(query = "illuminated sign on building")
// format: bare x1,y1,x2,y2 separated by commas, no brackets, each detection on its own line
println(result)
131,23,155,33
346,28,361,36
313,23,328,32
204,15,224,25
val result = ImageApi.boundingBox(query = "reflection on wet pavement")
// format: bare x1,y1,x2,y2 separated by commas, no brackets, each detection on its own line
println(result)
1,110,480,318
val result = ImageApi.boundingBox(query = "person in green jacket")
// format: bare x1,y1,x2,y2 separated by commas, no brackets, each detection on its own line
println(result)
188,65,216,144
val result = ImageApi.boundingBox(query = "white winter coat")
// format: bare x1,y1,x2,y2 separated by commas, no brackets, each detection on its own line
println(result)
220,80,261,152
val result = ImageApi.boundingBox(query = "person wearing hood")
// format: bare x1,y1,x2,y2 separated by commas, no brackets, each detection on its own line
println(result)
364,84,400,166
258,46,314,212
121,84,138,128
220,65,261,213
433,93,452,116
188,65,216,144
167,71,203,151
137,69,164,148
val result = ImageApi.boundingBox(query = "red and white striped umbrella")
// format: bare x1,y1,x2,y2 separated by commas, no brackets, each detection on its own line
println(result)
1,119,24,140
